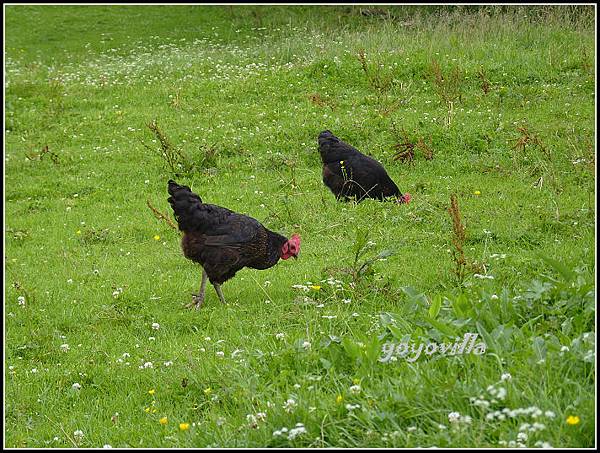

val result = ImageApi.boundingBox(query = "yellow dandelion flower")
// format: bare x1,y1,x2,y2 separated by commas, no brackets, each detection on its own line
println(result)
154,235,160,241
310,285,321,291
204,387,212,395
159,417,168,425
76,230,81,235
179,422,190,431
352,378,360,385
148,389,156,395
336,395,343,404
566,415,580,425
152,408,157,413
473,190,481,196
144,407,151,413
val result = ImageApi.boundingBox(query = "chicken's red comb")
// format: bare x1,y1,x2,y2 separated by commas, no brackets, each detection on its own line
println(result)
397,193,411,204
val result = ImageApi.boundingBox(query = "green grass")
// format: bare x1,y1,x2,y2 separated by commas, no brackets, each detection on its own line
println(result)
4,4,595,448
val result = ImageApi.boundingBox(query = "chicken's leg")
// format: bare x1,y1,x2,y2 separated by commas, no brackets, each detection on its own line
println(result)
213,283,227,305
186,269,208,310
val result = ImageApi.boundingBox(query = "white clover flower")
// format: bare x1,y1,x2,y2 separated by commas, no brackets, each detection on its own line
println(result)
283,398,297,413
73,430,84,440
17,296,26,306
531,407,543,418
151,322,160,330
345,403,360,411
139,361,153,369
342,298,351,304
288,423,306,440
103,445,112,448
204,336,211,341
246,414,258,428
291,284,310,292
349,385,361,394
496,387,507,400
501,372,512,381
448,412,461,423
302,341,311,350
517,432,528,442
256,412,267,421
72,382,82,390
275,332,285,340
531,422,546,431
60,344,70,352
31,368,38,374
544,410,555,418
216,351,225,358
473,398,490,408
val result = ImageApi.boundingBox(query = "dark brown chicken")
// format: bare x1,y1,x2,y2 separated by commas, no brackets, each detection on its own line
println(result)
318,130,411,204
167,180,301,309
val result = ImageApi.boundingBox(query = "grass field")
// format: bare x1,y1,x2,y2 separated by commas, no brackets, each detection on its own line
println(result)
4,5,596,448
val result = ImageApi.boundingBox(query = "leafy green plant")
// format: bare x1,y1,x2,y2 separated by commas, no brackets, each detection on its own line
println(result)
144,119,196,177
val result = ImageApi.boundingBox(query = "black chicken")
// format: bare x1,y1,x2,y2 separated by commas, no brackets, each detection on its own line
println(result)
167,180,301,309
318,130,411,203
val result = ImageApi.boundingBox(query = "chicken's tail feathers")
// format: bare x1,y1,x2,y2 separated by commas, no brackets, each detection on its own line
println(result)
318,130,339,148
318,130,354,164
167,180,203,231
167,180,202,202
318,129,335,139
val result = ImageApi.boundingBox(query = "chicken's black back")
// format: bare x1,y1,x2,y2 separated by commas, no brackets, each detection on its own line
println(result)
318,131,401,202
